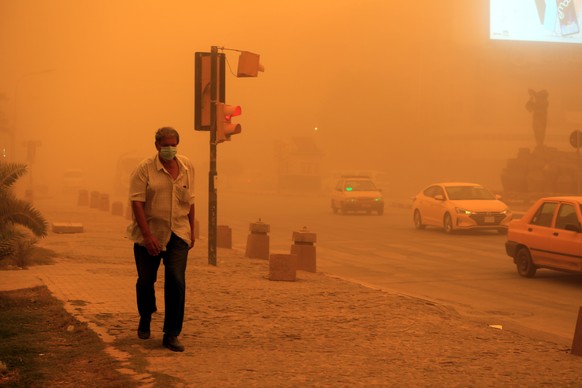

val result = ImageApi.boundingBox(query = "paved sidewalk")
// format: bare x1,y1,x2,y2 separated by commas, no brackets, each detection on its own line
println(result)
2,196,582,386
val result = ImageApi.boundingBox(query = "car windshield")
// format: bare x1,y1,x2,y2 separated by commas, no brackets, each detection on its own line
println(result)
345,180,377,191
445,186,496,200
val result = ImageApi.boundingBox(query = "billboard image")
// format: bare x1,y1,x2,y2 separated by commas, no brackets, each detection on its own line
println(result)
490,0,582,43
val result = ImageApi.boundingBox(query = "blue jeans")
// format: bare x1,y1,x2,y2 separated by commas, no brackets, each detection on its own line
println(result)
134,233,189,336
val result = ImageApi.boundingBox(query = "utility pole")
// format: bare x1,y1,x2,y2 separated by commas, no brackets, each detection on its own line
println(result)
208,46,218,266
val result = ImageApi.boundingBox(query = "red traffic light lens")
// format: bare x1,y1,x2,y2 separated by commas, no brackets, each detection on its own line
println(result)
225,106,241,120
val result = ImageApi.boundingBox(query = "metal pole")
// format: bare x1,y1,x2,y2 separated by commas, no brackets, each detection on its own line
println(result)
576,130,582,195
208,46,218,266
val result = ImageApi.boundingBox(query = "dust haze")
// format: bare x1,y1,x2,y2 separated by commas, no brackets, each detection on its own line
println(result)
2,0,582,212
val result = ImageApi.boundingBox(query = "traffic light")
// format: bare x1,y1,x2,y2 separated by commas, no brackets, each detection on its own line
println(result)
237,51,264,78
194,52,225,131
216,103,242,143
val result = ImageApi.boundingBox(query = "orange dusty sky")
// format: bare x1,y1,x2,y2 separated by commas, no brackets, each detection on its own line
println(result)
2,0,582,197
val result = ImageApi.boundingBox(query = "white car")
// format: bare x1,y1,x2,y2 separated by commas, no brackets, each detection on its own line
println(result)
412,182,512,233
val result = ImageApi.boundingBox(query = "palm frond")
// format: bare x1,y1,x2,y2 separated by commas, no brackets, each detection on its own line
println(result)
0,195,48,237
0,162,28,190
0,229,27,259
0,239,15,258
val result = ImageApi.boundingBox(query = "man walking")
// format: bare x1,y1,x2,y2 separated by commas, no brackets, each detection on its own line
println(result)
127,127,196,352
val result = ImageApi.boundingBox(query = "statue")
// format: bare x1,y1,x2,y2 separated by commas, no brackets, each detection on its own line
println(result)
525,89,549,148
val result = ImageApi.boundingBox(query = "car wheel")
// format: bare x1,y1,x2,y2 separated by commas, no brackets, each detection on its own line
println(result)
443,213,454,234
516,247,537,278
413,210,425,229
341,204,349,215
331,201,339,214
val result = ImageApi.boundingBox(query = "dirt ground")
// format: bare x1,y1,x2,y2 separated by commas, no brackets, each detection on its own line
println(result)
0,286,137,387
3,195,582,386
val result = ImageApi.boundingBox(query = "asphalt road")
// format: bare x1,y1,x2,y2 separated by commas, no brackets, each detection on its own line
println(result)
216,191,582,346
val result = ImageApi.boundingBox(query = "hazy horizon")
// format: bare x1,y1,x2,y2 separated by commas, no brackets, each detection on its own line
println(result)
2,0,582,200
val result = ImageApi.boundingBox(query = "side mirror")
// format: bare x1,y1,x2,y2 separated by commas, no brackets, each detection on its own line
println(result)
434,194,445,201
495,194,502,200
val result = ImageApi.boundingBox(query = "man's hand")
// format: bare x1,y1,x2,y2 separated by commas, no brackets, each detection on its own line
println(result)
143,234,162,256
132,201,161,256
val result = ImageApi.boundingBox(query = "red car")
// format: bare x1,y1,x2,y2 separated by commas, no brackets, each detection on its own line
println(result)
505,196,582,278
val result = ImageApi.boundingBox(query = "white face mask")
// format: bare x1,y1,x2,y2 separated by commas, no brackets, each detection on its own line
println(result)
159,146,177,160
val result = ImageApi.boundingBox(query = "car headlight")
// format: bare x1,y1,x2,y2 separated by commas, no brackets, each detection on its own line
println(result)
455,207,472,215
374,197,383,202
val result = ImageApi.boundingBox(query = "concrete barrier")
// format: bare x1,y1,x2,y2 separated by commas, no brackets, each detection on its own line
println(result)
245,219,270,260
269,253,297,282
77,190,89,206
99,193,110,212
291,227,316,273
52,222,84,234
89,191,100,209
217,225,232,248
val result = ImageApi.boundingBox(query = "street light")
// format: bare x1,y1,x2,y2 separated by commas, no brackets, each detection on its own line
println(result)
0,93,9,160
11,68,56,202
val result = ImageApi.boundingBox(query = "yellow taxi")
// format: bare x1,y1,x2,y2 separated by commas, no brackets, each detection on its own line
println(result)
505,196,582,278
412,182,512,233
331,176,384,215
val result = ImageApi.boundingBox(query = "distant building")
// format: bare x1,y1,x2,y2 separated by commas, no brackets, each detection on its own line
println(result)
275,137,323,192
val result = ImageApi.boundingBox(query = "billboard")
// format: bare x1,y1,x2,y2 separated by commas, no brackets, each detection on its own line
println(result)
490,0,582,44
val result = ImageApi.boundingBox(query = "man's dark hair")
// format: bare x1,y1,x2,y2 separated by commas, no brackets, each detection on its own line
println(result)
155,127,180,144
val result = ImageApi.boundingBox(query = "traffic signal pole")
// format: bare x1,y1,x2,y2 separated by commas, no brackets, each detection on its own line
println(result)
195,45,262,266
208,45,218,266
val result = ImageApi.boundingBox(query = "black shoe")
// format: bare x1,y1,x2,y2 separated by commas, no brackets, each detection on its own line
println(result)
137,317,151,340
163,334,185,352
